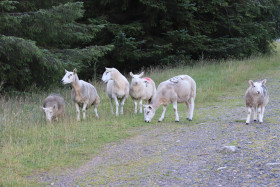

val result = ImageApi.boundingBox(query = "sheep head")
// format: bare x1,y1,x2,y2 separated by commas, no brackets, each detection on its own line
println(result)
144,104,155,123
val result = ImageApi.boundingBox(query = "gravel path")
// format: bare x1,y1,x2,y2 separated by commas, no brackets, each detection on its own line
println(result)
37,79,280,186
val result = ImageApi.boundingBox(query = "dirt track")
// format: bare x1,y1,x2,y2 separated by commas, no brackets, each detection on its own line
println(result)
37,78,280,186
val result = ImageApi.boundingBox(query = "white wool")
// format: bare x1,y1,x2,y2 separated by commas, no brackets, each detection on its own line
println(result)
102,68,129,116
144,75,196,123
62,69,99,121
42,93,65,123
129,72,156,113
245,79,269,124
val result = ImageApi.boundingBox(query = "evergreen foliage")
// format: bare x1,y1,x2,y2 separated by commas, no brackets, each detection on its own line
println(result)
0,1,112,90
0,0,279,91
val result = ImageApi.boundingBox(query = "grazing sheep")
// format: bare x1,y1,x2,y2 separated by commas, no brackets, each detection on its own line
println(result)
129,72,156,113
102,67,129,116
41,93,65,123
144,75,196,123
61,68,99,121
245,79,269,125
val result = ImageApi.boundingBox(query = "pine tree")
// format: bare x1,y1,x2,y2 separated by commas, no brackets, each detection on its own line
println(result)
0,1,113,90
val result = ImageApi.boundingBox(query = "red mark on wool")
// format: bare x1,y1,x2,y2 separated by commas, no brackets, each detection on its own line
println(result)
143,77,152,82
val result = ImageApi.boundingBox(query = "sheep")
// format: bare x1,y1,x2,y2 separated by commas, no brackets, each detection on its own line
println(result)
245,79,269,125
41,93,65,123
129,72,156,114
102,67,130,116
144,75,196,123
61,68,99,121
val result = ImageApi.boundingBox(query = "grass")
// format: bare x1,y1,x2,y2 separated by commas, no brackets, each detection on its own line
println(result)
1,43,280,186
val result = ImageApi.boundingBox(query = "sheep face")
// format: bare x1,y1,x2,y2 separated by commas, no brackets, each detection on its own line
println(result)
62,69,77,84
144,105,156,123
249,79,266,95
102,68,112,83
130,72,144,86
41,105,57,122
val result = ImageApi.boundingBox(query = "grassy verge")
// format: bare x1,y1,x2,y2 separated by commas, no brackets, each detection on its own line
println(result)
1,44,280,186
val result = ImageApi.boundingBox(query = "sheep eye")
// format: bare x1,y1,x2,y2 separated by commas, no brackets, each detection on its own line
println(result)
147,111,150,114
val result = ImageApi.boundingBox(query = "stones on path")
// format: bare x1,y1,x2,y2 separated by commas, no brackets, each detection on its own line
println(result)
217,145,238,154
265,163,280,166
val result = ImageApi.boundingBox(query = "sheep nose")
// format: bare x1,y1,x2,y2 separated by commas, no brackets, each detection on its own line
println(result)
257,91,260,94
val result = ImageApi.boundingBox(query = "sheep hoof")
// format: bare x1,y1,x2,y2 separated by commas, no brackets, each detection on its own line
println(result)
175,120,179,122
158,120,162,122
246,123,249,125
254,120,257,122
187,118,192,121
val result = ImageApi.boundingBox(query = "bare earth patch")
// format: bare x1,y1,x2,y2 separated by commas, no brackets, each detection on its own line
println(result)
35,79,280,186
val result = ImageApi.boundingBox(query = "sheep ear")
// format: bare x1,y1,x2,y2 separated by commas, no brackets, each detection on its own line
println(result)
262,79,267,85
73,68,77,74
130,72,134,77
139,72,144,77
249,80,254,86
41,107,46,111
53,105,56,109
65,69,68,73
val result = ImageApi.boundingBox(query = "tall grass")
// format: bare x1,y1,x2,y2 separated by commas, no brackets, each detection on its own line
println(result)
1,44,280,186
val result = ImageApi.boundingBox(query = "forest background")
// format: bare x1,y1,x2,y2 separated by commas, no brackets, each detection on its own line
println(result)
0,0,280,91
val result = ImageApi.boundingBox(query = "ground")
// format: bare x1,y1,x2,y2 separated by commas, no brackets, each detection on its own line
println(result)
36,79,280,186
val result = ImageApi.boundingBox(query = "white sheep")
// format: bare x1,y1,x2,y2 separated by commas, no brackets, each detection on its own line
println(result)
129,72,156,113
41,93,65,123
245,79,269,125
102,67,130,116
61,68,99,121
144,75,196,123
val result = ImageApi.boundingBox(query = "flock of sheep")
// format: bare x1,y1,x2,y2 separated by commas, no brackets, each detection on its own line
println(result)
41,67,269,125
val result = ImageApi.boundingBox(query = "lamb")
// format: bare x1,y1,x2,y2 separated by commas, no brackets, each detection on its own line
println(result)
144,75,196,123
129,72,156,113
245,79,269,125
102,67,130,116
61,68,99,121
41,93,65,123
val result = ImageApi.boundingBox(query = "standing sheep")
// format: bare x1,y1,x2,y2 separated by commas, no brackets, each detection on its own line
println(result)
102,67,130,116
144,75,196,123
245,79,269,125
129,72,156,113
41,93,65,123
61,68,99,121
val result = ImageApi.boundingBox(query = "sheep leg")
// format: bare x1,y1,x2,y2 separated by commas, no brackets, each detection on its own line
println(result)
253,107,257,121
110,98,114,115
158,105,167,122
246,107,252,125
94,106,99,118
75,103,81,121
173,101,179,122
260,106,265,123
258,107,263,123
134,100,138,114
185,100,190,118
82,103,87,120
120,97,126,115
139,100,143,113
187,98,195,121
113,97,119,116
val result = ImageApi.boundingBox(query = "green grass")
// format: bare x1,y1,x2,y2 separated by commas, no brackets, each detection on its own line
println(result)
1,43,280,186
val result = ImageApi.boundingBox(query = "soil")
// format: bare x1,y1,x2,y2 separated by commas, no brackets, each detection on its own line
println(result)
36,78,280,186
